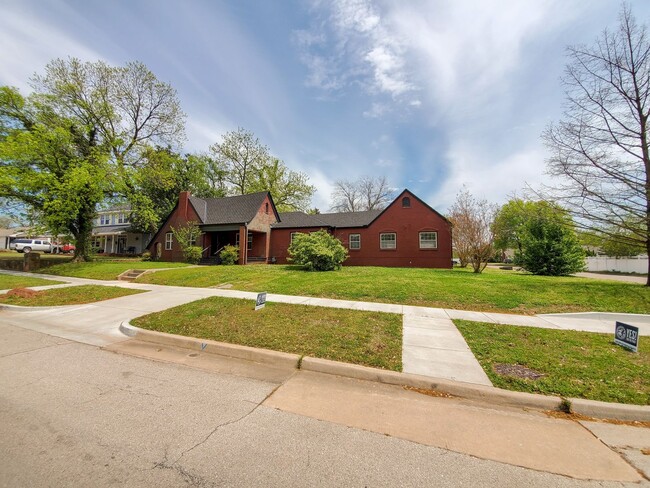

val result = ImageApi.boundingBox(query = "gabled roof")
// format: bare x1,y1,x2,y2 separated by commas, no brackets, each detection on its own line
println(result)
272,212,329,229
189,192,273,225
272,189,449,230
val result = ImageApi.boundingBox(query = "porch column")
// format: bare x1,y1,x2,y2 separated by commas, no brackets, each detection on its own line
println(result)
265,230,271,263
238,226,247,265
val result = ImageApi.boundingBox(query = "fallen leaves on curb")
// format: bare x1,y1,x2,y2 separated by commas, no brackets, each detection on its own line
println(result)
403,386,455,399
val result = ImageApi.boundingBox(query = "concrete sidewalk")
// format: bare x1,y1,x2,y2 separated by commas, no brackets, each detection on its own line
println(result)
2,269,649,388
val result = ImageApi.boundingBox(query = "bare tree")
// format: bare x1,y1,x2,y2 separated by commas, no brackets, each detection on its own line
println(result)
330,176,394,212
448,188,496,273
541,5,650,285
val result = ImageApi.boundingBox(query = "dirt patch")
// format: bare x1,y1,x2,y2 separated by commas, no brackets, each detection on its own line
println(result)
6,288,40,299
494,363,546,380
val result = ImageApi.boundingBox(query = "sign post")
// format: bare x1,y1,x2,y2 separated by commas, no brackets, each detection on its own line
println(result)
614,321,639,353
255,292,267,311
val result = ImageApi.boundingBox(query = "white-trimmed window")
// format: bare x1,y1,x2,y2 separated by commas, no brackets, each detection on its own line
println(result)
100,214,110,225
235,233,240,247
165,232,173,251
247,232,253,251
290,232,300,244
380,233,396,249
419,232,438,249
349,234,361,250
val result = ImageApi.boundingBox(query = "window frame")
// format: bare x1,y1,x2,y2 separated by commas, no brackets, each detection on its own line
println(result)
165,232,173,251
402,197,411,208
247,232,253,251
419,231,438,249
349,233,361,250
290,232,300,244
380,232,397,250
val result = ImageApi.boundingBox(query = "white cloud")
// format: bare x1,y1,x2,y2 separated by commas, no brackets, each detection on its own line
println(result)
294,0,415,101
432,143,551,212
0,8,108,90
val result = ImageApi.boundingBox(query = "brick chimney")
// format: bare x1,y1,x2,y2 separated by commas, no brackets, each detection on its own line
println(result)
179,191,190,220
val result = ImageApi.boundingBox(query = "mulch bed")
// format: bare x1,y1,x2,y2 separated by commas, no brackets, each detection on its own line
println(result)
493,363,546,380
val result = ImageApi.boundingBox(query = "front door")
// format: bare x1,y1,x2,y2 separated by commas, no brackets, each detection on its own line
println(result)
116,235,127,254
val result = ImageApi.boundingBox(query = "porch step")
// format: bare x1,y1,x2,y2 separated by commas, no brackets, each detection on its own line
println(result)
199,257,221,266
118,269,147,281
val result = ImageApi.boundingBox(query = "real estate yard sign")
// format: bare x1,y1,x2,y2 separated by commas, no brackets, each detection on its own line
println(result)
614,322,639,353
255,292,267,311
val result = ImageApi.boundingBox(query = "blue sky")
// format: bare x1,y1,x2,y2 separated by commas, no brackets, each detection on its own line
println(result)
2,0,649,212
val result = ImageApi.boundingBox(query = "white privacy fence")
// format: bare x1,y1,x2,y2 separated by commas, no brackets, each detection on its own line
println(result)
586,256,648,274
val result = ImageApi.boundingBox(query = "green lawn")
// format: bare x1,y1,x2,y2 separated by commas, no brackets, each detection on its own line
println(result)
133,265,650,315
455,320,649,405
0,274,64,289
0,285,146,306
132,296,403,371
40,260,190,280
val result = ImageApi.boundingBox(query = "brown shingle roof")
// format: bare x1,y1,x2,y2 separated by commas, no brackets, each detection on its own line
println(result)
189,192,269,225
272,209,382,229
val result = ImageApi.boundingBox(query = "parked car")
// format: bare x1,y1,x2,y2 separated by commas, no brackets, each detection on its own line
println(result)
52,243,76,254
10,238,53,253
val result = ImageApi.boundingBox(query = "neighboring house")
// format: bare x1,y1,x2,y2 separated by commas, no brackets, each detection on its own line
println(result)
151,189,452,268
92,207,149,254
0,228,15,250
147,191,278,264
0,227,51,250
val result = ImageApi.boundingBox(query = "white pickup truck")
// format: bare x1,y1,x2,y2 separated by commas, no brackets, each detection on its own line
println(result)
10,239,53,253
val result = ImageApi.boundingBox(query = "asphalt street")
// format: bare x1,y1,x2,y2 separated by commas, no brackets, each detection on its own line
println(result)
1,322,648,488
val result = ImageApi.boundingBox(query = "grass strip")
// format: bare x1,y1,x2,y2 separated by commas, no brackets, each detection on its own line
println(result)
134,265,650,315
41,261,190,280
455,320,649,405
132,296,402,371
0,274,64,290
0,285,146,306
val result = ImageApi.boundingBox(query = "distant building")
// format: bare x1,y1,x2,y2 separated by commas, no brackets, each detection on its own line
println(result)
92,207,149,254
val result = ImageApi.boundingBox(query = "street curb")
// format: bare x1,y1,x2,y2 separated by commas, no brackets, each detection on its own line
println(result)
119,321,300,368
119,322,650,421
0,303,70,312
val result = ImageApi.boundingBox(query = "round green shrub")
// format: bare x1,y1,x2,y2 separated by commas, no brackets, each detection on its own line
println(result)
183,246,203,264
288,230,348,271
220,245,239,265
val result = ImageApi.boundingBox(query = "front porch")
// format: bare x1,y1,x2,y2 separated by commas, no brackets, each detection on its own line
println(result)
200,225,271,265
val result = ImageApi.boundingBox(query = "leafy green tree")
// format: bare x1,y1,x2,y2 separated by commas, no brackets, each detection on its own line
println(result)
494,199,585,275
248,157,315,212
209,128,315,211
288,230,348,271
517,217,585,276
170,220,202,264
0,87,109,260
493,199,565,254
132,147,225,231
0,58,185,260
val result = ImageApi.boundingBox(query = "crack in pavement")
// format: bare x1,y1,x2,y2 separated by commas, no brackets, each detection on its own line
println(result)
170,380,288,466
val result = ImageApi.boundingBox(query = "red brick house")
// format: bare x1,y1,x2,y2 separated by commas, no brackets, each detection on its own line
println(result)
148,191,279,264
149,189,452,268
